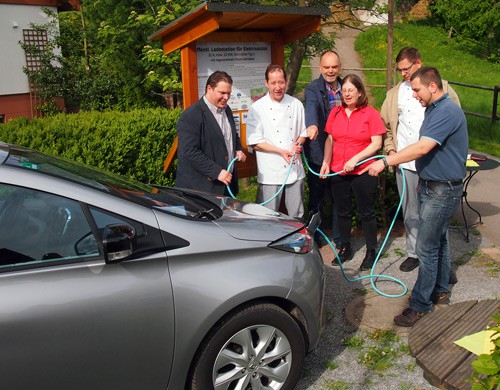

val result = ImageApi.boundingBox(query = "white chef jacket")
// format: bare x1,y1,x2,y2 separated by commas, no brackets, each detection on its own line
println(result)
246,93,307,185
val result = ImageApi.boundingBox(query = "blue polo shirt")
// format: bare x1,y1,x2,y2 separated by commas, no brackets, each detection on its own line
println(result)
416,94,468,181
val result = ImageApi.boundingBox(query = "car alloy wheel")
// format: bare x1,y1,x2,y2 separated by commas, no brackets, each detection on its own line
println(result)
213,324,292,388
190,303,306,390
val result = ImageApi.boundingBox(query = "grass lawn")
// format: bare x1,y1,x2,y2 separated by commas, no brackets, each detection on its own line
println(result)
355,21,500,157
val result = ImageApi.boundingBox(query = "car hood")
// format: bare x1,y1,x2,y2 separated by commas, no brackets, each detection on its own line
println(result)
151,187,305,242
209,196,305,242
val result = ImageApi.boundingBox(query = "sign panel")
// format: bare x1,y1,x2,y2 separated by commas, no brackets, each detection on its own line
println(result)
196,42,271,111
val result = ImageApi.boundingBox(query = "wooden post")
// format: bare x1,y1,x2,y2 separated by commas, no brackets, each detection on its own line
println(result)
386,0,394,91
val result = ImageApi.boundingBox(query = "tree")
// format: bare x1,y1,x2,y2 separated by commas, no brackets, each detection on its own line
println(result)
429,0,500,61
22,1,200,113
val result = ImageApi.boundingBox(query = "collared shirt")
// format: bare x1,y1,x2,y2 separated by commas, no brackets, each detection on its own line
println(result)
397,81,424,171
325,105,386,175
416,94,468,181
326,80,342,109
203,96,233,169
246,93,307,185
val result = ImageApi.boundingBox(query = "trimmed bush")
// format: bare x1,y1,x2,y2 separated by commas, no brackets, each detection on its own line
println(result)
0,108,181,186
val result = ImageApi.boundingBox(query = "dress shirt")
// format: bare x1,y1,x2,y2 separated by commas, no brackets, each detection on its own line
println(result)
203,96,234,169
397,81,424,171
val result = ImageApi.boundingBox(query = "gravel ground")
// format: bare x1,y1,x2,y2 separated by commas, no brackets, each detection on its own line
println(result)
294,224,499,390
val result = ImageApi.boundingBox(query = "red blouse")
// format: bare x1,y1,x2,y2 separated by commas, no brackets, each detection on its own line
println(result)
325,105,386,175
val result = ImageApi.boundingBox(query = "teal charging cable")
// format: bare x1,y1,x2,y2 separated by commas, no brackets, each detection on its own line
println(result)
227,153,408,298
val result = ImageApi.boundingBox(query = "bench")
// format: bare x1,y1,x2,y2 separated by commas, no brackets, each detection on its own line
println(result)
408,299,500,390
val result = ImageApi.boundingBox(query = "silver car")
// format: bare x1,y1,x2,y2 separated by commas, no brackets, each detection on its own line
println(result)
0,142,325,390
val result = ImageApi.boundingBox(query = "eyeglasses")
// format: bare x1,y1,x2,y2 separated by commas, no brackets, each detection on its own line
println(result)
341,89,357,94
396,61,415,73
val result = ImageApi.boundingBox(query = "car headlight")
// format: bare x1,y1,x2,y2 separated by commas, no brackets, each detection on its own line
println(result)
268,228,314,254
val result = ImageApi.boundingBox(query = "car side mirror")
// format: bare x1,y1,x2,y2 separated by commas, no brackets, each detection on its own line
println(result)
103,223,135,263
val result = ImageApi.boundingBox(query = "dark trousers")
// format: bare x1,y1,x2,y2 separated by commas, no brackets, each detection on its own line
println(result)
307,162,340,244
330,172,378,250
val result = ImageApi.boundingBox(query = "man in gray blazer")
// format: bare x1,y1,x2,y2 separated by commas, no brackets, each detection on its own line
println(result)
176,71,246,196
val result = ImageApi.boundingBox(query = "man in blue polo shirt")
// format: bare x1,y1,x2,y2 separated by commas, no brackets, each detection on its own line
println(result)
363,66,468,327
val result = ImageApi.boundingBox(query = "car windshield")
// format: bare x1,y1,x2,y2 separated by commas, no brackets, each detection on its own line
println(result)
1,143,222,219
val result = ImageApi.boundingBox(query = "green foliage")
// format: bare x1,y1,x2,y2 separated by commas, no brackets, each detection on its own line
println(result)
323,380,351,390
429,0,500,61
355,22,500,157
358,329,407,373
325,360,339,371
468,309,500,389
0,109,180,187
342,335,365,350
20,1,203,112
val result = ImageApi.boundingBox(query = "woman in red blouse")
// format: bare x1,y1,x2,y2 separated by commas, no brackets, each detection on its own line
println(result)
320,74,386,270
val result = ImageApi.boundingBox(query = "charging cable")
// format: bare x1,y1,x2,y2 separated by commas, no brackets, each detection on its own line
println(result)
227,152,408,298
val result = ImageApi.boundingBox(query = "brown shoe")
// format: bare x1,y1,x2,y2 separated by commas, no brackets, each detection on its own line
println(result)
394,308,427,327
431,292,450,305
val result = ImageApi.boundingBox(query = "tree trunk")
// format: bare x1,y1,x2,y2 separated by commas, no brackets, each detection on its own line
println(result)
285,0,308,96
286,38,307,96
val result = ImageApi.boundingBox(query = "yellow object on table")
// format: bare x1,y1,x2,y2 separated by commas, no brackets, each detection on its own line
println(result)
466,159,480,168
454,329,499,356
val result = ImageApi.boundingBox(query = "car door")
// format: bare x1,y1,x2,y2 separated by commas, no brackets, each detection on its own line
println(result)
0,183,175,389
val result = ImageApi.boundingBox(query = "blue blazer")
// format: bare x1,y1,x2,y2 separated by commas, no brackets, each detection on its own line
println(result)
304,75,342,165
176,98,242,195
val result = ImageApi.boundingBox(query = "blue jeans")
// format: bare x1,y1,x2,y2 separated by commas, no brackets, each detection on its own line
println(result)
410,180,463,313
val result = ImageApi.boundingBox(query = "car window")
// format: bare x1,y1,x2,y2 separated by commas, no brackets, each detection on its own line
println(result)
0,184,99,269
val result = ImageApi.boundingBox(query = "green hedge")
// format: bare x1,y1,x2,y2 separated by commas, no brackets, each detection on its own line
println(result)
0,108,181,186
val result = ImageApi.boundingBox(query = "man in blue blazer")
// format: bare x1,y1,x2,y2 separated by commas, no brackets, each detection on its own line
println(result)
176,71,246,196
304,51,342,246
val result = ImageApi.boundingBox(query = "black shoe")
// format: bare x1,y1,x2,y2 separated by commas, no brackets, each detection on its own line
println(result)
359,249,376,271
331,243,352,266
399,257,419,272
449,270,458,284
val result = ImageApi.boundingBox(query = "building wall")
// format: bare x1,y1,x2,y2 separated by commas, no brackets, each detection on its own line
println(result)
0,3,58,120
0,93,33,123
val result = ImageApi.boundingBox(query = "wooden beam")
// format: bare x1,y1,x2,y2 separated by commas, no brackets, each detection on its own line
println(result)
163,43,198,174
181,43,199,108
163,136,178,173
199,31,281,43
282,16,321,44
271,39,285,66
234,14,269,30
161,13,221,55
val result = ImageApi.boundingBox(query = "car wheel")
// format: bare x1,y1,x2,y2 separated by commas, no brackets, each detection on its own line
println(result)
190,303,306,390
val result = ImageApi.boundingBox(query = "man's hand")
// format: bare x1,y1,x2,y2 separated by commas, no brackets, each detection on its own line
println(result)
291,141,303,156
306,125,319,140
217,169,233,185
360,159,385,177
235,150,247,162
280,149,294,164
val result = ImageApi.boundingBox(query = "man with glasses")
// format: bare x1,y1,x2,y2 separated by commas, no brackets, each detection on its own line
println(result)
381,47,460,274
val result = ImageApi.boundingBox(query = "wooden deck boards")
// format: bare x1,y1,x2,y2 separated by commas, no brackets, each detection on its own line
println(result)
408,299,500,390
